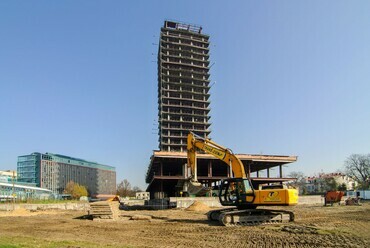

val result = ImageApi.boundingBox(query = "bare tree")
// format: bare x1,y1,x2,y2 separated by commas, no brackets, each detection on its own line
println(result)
132,186,142,193
287,171,305,182
287,171,306,193
117,179,132,197
344,154,370,190
117,179,144,197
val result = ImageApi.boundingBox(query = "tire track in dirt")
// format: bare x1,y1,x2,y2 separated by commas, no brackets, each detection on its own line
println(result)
0,204,369,247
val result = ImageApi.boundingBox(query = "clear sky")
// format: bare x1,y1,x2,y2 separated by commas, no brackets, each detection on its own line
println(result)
1,1,369,189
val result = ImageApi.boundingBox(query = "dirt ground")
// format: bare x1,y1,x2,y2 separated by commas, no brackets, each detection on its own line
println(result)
0,202,369,248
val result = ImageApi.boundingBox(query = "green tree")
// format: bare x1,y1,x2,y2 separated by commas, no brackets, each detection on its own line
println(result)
64,181,75,196
75,184,88,198
323,177,338,192
64,181,88,199
337,183,347,191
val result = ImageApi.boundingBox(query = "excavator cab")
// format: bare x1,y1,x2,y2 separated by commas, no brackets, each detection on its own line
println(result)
219,178,256,208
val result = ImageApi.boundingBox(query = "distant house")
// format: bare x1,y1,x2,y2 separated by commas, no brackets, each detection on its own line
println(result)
302,173,357,194
136,192,150,200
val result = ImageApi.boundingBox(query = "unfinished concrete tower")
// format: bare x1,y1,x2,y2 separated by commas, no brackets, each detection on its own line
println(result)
158,20,211,152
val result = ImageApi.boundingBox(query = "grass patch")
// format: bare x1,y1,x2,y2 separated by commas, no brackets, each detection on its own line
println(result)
0,236,130,248
0,199,82,205
258,225,282,231
316,229,336,235
22,199,81,204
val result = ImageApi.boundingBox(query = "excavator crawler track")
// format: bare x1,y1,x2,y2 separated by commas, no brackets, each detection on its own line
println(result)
208,208,294,226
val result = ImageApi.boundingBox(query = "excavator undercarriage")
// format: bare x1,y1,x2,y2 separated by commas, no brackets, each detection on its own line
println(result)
207,208,294,226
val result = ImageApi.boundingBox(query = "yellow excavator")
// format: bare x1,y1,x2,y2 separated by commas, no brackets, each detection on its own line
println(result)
187,132,298,226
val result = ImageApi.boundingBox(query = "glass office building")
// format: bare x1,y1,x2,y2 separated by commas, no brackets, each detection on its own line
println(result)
17,152,116,196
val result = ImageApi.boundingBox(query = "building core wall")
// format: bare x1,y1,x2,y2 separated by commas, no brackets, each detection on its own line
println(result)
158,20,212,152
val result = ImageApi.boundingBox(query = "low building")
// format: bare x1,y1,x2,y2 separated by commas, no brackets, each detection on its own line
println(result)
347,190,370,200
136,192,150,200
0,170,17,183
17,152,116,196
145,151,297,199
0,182,52,201
303,173,357,194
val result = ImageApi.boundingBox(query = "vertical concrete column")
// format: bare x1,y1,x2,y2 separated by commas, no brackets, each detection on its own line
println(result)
208,160,212,177
279,164,283,178
183,163,187,178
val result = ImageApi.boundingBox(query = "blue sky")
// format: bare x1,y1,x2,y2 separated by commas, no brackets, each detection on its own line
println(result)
1,1,369,189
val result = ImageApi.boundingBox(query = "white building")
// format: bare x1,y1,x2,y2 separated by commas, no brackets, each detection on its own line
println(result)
0,170,17,183
0,182,52,201
303,173,357,194
136,192,150,200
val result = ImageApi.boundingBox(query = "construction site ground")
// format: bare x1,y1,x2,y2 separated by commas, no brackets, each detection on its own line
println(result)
0,202,369,248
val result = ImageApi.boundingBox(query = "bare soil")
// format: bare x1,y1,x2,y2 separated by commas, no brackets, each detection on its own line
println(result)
0,202,369,248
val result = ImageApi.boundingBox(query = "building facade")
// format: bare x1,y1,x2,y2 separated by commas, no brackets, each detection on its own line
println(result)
0,182,52,201
0,170,17,183
17,152,116,196
0,170,52,201
303,173,357,194
136,191,150,200
158,20,211,152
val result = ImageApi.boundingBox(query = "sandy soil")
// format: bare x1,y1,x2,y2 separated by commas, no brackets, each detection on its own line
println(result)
0,202,369,248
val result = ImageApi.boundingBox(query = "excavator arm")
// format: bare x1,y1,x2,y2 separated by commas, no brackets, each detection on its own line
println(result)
186,132,255,199
187,132,247,180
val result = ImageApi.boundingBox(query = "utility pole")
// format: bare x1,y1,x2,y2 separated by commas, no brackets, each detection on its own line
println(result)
12,171,15,210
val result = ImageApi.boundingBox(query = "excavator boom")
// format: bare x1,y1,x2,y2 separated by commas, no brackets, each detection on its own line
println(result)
187,132,247,179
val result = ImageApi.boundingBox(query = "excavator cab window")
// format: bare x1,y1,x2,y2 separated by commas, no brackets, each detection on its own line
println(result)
243,179,252,192
219,178,255,207
218,180,237,205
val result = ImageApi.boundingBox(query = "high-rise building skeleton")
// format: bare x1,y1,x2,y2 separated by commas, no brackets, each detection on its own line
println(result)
146,21,298,198
157,20,211,152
